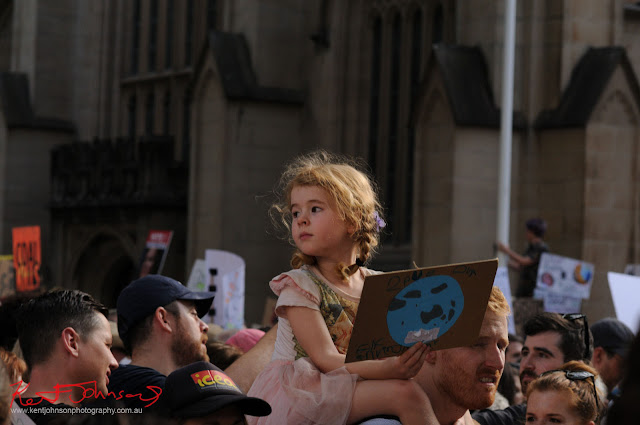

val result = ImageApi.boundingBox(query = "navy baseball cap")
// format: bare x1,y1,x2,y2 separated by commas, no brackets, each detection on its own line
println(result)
117,274,214,346
164,361,271,418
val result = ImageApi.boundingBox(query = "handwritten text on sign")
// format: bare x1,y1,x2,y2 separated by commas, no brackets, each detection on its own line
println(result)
12,226,41,292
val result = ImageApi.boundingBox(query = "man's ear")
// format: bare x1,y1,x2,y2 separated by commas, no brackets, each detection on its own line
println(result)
154,306,174,333
61,327,81,358
591,346,604,366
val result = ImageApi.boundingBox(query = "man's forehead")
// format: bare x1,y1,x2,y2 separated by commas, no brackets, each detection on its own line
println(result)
178,299,198,309
524,330,562,350
478,311,508,337
90,313,112,338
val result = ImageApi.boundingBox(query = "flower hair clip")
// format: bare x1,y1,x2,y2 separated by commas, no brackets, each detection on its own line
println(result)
374,211,386,232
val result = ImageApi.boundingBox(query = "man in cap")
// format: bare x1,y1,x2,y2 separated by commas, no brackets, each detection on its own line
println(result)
163,361,271,425
108,274,214,409
590,317,635,401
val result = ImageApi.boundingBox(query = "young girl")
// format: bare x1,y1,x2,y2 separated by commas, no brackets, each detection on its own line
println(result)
526,361,603,425
247,151,437,425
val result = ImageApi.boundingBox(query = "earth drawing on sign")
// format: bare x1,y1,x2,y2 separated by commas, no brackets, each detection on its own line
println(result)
386,275,464,346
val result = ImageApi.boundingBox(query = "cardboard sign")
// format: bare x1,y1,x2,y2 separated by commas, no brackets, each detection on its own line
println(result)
608,272,640,334
138,230,173,277
12,226,41,292
345,259,498,363
535,253,594,299
0,255,16,299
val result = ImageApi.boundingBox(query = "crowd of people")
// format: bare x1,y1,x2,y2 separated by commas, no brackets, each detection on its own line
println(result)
0,150,639,425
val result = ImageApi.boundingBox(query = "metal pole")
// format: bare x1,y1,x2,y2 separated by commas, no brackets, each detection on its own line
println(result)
497,0,516,265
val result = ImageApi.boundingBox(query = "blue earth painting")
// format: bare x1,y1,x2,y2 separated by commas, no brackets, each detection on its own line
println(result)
386,275,465,346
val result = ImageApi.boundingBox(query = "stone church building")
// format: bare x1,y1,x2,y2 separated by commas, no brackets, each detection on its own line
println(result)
1,0,640,326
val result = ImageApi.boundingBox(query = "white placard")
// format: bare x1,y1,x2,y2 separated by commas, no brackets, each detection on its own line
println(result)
607,272,640,334
186,259,208,292
541,293,582,314
493,266,516,334
535,253,594,299
205,249,245,329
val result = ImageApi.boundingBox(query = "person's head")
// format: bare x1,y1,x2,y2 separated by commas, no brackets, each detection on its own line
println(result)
590,317,634,392
520,312,593,394
16,289,118,395
206,340,244,370
526,361,601,425
164,361,271,425
271,150,384,281
606,321,640,425
226,328,265,353
0,347,26,384
505,333,524,365
117,275,214,365
420,286,510,410
525,218,547,240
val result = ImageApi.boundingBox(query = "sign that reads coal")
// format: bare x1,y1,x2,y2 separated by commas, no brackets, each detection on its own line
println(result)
12,226,41,292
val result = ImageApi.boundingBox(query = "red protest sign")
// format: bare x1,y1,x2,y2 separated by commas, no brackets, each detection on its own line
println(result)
138,230,173,277
12,226,41,292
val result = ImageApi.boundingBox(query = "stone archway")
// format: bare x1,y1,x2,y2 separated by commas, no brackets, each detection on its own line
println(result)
72,234,137,308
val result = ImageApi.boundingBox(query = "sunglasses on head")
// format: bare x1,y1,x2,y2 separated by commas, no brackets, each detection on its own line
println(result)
562,313,590,360
539,369,599,414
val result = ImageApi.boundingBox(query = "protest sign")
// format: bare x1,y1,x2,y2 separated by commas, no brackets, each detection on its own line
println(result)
138,230,173,277
539,292,582,314
205,249,245,329
493,266,516,334
535,253,594,299
346,259,497,363
186,259,208,292
12,226,41,292
0,255,16,299
608,272,640,334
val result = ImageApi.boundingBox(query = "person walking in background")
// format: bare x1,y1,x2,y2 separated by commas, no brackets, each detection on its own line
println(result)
247,151,436,425
496,218,549,297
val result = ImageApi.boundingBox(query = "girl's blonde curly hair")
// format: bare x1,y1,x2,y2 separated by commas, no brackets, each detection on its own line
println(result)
270,150,384,281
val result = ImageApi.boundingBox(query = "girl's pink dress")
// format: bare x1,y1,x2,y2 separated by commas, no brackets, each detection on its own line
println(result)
247,265,378,425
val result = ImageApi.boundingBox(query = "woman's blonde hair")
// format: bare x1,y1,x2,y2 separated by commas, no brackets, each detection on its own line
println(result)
271,150,384,281
526,360,603,424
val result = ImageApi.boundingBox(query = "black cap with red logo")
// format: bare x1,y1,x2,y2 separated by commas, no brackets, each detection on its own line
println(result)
164,361,272,419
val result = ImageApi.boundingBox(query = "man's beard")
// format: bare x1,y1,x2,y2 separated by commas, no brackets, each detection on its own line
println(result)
170,319,208,367
438,355,500,410
519,369,538,395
